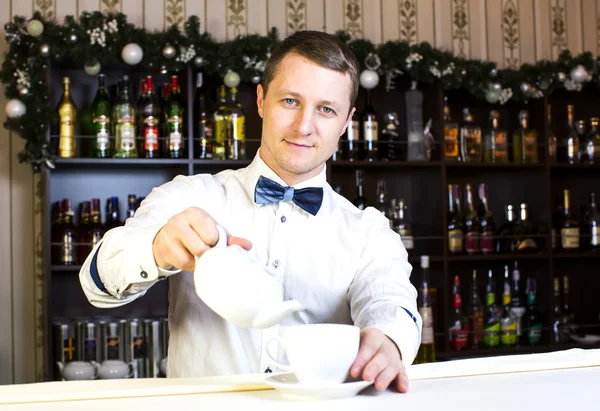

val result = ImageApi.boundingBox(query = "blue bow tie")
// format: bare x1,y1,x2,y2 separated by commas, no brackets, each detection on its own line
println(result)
254,175,323,216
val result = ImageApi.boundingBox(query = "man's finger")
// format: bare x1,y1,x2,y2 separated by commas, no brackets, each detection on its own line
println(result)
228,235,253,250
362,350,388,382
350,331,382,378
374,364,398,392
395,367,409,393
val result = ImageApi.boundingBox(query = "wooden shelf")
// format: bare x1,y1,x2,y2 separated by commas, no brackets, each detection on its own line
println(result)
552,251,600,259
444,162,545,169
51,265,81,272
330,160,441,168
447,252,549,262
53,158,189,166
551,163,600,169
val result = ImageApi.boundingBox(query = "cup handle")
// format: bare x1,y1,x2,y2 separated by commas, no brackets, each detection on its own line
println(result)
127,362,135,378
265,336,293,372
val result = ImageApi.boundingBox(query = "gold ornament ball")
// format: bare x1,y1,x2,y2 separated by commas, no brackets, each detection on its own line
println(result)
84,62,101,76
224,70,241,88
26,19,44,37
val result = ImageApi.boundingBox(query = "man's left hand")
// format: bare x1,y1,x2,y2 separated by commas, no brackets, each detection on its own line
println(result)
349,328,408,393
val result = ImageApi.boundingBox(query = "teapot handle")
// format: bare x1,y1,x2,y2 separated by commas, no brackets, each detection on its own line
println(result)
127,362,135,378
90,361,100,379
265,337,293,372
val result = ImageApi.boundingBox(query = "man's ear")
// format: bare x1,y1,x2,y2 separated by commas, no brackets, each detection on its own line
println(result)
256,84,264,118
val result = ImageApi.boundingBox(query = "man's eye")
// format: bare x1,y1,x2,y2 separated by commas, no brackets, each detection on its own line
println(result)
322,106,333,114
284,98,297,105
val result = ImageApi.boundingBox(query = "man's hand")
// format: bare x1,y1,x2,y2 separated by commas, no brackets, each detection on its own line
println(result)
152,207,252,272
350,328,408,393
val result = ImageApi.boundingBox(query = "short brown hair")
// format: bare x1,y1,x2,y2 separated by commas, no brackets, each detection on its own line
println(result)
262,30,359,116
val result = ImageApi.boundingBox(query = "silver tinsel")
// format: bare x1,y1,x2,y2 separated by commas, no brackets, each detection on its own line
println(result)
162,45,176,59
40,43,50,56
194,56,205,68
68,33,78,44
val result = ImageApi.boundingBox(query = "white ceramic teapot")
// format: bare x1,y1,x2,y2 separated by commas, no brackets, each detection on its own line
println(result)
194,225,304,328
57,361,99,380
97,360,134,379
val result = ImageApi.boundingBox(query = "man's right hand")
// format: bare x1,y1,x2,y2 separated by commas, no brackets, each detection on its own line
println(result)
152,207,252,272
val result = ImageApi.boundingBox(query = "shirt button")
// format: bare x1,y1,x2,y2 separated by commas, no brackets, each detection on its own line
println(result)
281,215,287,223
264,366,273,373
140,270,148,279
273,259,280,268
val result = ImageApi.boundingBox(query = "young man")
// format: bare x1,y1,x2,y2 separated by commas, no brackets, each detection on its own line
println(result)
80,30,421,393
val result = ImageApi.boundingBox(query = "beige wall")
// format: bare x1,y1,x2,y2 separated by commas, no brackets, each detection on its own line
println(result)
0,0,599,384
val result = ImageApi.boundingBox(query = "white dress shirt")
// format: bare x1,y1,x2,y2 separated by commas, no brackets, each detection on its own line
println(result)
79,149,422,378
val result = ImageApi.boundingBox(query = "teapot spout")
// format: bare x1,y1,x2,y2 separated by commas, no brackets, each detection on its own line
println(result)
252,300,305,329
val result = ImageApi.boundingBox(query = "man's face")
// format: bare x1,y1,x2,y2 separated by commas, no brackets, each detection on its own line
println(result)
256,53,355,185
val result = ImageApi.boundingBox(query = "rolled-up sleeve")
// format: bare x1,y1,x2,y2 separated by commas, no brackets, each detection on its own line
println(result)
347,208,422,367
79,175,203,308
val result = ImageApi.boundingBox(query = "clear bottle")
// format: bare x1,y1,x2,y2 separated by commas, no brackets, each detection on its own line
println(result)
405,81,425,161
113,76,137,158
512,203,538,252
464,183,481,254
393,199,414,252
447,184,464,254
509,261,526,344
552,277,567,344
459,108,482,162
496,205,517,253
212,85,230,160
584,117,600,164
226,87,246,160
512,110,538,163
415,256,435,363
563,105,580,164
195,73,214,159
375,178,388,216
478,183,495,254
585,192,600,250
361,90,379,162
560,189,580,250
483,110,508,163
353,170,368,210
57,77,77,158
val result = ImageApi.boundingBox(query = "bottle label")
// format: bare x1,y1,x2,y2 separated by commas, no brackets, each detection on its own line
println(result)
234,116,245,141
549,139,557,159
527,323,542,345
347,121,360,141
465,231,481,253
448,229,463,252
364,120,378,141
592,226,600,247
561,227,580,249
419,307,434,344
94,115,110,147
510,306,526,337
444,126,459,158
106,337,120,360
463,129,482,160
132,336,146,359
59,118,76,157
118,116,136,151
400,233,414,250
480,231,495,253
143,116,159,150
60,232,77,264
494,131,508,160
524,131,537,159
63,338,76,361
449,323,469,350
500,320,517,345
471,311,484,345
483,322,500,347
91,232,103,249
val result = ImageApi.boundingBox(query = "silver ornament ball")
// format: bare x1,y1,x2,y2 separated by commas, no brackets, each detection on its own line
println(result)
359,69,379,90
224,70,241,88
570,64,589,83
40,43,50,56
251,74,261,84
243,55,251,63
26,19,44,37
520,82,531,94
68,33,78,44
84,61,101,76
121,43,144,65
162,45,176,60
489,68,498,78
194,56,204,68
5,99,26,118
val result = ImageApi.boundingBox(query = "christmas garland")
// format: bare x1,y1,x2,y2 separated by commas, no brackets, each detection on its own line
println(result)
2,11,599,171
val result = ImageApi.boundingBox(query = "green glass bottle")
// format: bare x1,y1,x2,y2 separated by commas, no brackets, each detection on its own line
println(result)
212,85,230,160
165,75,185,158
91,74,112,158
113,76,137,158
483,269,500,348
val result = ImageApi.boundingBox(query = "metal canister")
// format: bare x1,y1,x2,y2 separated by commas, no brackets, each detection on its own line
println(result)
144,319,163,378
53,321,76,380
124,318,146,378
161,317,169,358
77,321,100,362
101,319,123,361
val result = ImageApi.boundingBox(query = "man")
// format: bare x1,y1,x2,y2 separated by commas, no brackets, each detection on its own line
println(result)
80,30,421,393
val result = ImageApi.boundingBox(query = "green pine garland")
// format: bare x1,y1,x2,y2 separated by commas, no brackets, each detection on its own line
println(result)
2,10,600,171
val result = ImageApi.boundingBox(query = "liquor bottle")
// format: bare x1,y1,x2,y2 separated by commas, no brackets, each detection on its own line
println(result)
483,269,500,348
584,192,600,250
136,196,145,210
547,104,557,163
380,112,400,161
447,184,464,254
512,203,538,252
194,73,213,159
443,98,460,161
483,110,509,163
551,193,563,250
583,117,600,164
405,81,425,161
393,199,414,252
470,270,485,349
226,87,246,160
563,105,580,164
478,183,495,254
375,179,388,217
165,75,185,158
496,205,517,253
113,76,137,158
59,198,79,265
500,265,517,346
464,183,481,254
415,256,435,363
509,261,526,344
105,197,122,230
127,194,137,220
139,76,161,158
90,74,112,158
552,277,567,344
562,275,573,340
524,277,543,345
84,198,105,252
560,189,580,250
344,111,360,161
449,275,469,351
512,110,538,164
353,170,368,210
57,77,77,158
361,90,378,162
78,201,91,263
212,85,230,160
51,201,64,265
459,108,482,162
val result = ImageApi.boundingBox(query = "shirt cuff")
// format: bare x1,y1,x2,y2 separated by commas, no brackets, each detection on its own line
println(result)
371,307,421,368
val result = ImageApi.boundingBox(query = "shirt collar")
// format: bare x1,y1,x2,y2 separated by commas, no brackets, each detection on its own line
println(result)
241,148,328,207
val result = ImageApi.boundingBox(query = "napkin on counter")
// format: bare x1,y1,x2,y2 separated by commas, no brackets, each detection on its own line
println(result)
407,348,600,381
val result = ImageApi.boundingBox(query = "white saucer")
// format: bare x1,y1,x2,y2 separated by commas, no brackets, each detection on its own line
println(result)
264,373,374,401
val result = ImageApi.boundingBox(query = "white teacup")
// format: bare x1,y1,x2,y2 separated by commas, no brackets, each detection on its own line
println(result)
266,324,360,385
